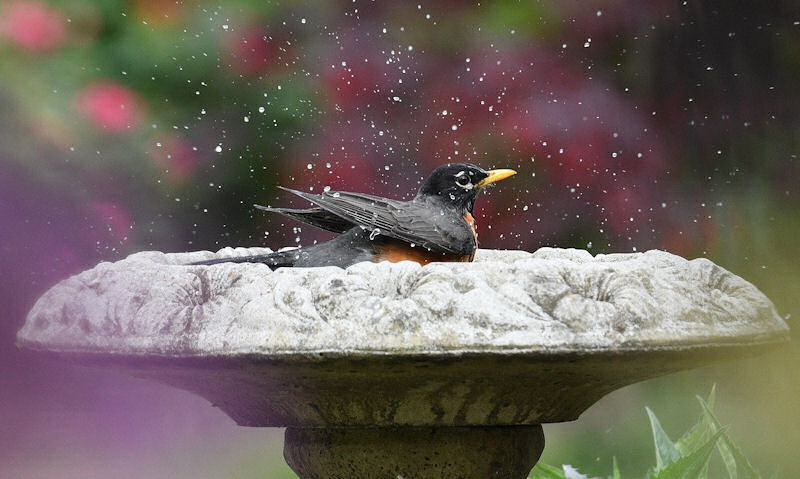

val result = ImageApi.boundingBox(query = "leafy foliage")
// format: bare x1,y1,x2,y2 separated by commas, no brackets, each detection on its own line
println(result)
529,387,768,479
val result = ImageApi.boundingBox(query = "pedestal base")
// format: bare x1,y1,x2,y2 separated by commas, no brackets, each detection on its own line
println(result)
284,425,545,479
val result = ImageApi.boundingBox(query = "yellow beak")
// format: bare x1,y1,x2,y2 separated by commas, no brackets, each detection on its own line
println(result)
476,169,517,188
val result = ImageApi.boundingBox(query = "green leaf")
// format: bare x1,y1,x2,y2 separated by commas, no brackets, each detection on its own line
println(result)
675,386,717,479
676,386,716,457
611,456,622,479
706,384,717,411
529,462,566,479
646,407,682,469
651,429,724,479
675,410,712,457
697,396,762,479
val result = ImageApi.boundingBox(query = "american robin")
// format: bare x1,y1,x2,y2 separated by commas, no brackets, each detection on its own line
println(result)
192,163,516,268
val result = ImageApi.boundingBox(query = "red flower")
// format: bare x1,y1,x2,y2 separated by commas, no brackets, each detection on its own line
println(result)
222,26,279,76
77,82,143,133
322,61,383,105
0,1,67,53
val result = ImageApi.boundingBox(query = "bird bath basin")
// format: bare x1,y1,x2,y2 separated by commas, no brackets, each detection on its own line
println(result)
17,247,789,478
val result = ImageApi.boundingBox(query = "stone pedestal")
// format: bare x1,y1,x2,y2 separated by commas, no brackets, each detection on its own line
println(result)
284,426,544,479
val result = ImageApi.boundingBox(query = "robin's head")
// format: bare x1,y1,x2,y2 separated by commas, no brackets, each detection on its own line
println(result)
416,163,516,211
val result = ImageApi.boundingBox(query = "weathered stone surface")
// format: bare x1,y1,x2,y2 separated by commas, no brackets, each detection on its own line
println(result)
17,247,788,356
283,426,544,479
15,247,788,429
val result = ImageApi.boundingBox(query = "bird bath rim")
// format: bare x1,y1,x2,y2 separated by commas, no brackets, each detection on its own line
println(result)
16,333,789,360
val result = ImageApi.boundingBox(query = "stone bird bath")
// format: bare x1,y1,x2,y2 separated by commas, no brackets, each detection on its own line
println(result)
17,247,789,478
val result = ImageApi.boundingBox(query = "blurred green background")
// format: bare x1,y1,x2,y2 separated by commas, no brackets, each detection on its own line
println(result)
0,0,797,477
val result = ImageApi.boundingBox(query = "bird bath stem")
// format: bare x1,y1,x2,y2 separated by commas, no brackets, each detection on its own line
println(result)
284,426,544,479
16,248,789,478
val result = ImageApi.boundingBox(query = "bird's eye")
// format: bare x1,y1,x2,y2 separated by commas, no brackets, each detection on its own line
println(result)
456,175,471,187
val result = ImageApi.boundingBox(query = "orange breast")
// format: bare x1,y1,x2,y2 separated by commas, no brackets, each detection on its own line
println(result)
376,244,472,265
464,212,478,261
375,212,478,265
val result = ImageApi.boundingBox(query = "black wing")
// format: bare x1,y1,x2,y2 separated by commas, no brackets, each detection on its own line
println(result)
279,187,475,256
254,205,354,233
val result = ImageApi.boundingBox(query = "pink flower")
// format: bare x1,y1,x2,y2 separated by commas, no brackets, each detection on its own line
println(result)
0,1,67,53
77,82,143,133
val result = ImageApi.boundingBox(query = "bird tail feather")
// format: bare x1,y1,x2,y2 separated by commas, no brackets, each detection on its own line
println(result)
189,249,302,269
